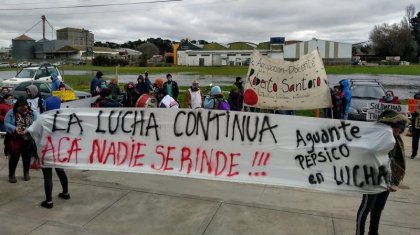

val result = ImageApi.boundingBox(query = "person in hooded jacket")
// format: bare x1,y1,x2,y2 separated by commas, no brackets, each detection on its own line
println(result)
40,96,70,209
228,88,242,111
355,109,407,235
90,71,103,96
4,97,39,183
123,82,140,107
94,88,120,108
136,75,150,96
50,73,61,91
339,79,352,120
379,90,401,104
108,79,121,100
26,85,45,113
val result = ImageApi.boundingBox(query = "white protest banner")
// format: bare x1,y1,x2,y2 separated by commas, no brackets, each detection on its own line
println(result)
366,101,408,121
243,50,332,110
29,108,395,194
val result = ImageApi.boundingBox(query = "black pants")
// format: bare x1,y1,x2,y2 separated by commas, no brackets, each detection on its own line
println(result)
412,127,420,157
356,191,390,235
41,168,68,202
8,150,31,177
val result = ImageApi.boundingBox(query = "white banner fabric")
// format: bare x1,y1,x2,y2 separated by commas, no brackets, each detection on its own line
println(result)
28,108,395,194
243,50,332,110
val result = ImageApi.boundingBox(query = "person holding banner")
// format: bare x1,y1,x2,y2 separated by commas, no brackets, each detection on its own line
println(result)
379,90,401,104
4,97,39,183
339,79,352,120
40,96,70,209
356,109,407,235
410,92,420,159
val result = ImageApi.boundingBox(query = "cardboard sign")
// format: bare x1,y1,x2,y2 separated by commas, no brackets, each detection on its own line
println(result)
52,90,77,101
244,50,332,110
366,102,408,121
28,108,395,194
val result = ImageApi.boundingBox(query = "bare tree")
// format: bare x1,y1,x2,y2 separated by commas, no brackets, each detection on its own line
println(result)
403,4,416,26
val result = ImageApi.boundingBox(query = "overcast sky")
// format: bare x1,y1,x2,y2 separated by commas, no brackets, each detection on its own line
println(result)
0,0,418,48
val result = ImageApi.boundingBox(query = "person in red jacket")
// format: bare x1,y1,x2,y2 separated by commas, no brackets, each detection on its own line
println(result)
379,90,401,104
0,94,14,132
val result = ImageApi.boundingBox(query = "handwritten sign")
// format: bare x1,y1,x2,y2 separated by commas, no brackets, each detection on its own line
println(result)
366,102,408,121
408,99,418,113
28,108,395,194
52,90,77,101
243,50,332,110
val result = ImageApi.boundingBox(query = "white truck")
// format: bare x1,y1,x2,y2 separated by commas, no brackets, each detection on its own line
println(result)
1,63,63,90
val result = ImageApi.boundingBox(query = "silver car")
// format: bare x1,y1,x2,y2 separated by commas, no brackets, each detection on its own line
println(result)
11,80,91,100
348,79,386,121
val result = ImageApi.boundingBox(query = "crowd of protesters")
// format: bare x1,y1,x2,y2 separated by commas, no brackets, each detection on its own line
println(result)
2,67,420,228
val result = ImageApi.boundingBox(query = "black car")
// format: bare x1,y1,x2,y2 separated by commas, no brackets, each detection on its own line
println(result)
11,81,91,100
348,79,386,121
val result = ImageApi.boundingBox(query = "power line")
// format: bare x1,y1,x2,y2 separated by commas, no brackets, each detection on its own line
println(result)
0,0,236,16
1,0,100,6
0,0,182,11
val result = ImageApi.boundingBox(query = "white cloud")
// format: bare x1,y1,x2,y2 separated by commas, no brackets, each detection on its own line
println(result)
0,0,418,47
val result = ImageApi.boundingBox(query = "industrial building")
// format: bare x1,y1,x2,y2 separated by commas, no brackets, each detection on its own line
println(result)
57,27,94,49
284,38,352,64
174,38,352,66
174,39,284,66
10,15,120,61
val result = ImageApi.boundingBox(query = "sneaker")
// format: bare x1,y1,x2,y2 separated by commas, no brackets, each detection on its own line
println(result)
40,201,53,209
23,172,30,181
411,155,416,159
58,193,70,200
9,176,17,183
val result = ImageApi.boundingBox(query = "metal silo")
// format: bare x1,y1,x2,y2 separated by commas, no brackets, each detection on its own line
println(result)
12,34,35,60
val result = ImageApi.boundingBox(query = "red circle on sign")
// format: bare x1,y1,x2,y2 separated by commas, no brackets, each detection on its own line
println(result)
244,89,258,105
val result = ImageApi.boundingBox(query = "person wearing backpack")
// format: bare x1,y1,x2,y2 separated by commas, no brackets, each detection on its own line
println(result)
26,85,45,113
204,86,230,110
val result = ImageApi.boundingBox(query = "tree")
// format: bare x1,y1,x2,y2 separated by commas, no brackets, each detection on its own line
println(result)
369,5,418,61
410,11,420,58
136,42,160,66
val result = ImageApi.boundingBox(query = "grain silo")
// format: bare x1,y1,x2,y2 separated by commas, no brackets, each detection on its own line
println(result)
12,34,35,60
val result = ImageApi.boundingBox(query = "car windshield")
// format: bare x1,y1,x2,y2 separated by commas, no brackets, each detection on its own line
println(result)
351,85,385,99
16,68,36,79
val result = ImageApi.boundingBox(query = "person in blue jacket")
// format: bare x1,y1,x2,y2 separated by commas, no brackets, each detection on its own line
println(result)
339,79,352,120
4,97,39,183
50,73,61,91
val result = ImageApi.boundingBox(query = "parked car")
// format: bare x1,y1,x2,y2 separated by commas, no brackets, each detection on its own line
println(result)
10,63,17,68
0,62,11,68
11,80,91,100
52,61,66,66
72,60,86,65
17,61,31,68
348,79,386,121
1,63,63,89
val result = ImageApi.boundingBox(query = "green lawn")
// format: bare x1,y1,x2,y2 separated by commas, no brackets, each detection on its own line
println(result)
60,64,420,76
